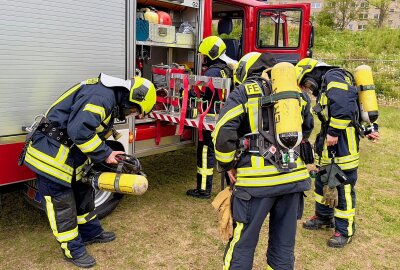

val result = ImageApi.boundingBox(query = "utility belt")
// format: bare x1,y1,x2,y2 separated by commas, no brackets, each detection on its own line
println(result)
37,121,74,147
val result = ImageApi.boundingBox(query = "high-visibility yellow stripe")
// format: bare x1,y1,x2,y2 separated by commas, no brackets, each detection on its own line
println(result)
77,212,97,224
96,114,113,133
251,156,263,168
237,160,305,176
247,98,259,133
213,104,245,144
344,184,354,235
314,191,324,204
61,243,72,258
346,127,357,155
197,167,213,175
201,146,208,190
224,222,244,270
44,196,79,242
267,264,274,270
334,208,355,219
236,168,309,187
83,103,106,121
329,117,351,130
77,134,102,153
75,161,88,181
27,143,73,174
55,144,70,164
46,83,82,116
319,153,359,165
320,93,328,106
215,149,236,163
327,81,348,91
25,153,72,183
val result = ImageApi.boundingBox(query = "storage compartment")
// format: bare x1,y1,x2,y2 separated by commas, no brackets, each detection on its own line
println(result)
149,23,176,43
176,33,195,46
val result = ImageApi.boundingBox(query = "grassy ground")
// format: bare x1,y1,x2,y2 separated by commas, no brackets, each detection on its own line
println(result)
1,105,399,270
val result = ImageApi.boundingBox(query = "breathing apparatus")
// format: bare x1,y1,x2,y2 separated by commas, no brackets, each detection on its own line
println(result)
256,62,303,171
82,154,148,195
354,65,379,135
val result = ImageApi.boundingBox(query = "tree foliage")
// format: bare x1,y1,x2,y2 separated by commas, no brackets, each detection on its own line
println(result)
318,0,360,30
366,0,393,28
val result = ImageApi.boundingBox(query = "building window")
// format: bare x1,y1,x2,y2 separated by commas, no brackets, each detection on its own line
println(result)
311,2,322,9
358,24,366,30
374,14,380,19
348,24,353,29
359,13,368,19
389,9,395,13
360,2,369,8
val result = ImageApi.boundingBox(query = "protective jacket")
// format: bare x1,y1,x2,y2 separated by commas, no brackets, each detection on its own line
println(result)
315,69,360,171
213,78,312,196
24,74,129,187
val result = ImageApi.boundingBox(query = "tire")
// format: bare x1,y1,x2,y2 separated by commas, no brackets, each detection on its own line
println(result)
23,180,123,219
94,190,123,219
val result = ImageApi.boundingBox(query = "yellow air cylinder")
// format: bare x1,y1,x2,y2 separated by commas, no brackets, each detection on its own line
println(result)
96,172,148,195
354,65,379,123
142,8,159,24
271,62,303,149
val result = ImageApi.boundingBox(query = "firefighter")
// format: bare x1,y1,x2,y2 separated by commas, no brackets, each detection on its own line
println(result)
186,36,237,199
296,58,380,248
22,74,156,268
213,52,314,270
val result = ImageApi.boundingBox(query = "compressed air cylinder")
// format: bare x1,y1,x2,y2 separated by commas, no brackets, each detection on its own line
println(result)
95,172,148,195
354,65,379,123
271,62,303,149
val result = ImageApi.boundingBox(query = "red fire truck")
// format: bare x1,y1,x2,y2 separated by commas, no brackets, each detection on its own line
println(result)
0,0,313,216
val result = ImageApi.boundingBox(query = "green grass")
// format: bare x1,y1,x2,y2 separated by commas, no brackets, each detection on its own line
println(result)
1,105,400,269
313,27,400,99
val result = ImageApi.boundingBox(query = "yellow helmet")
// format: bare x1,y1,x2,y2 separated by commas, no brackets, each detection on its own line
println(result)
129,77,156,115
198,36,227,61
234,52,276,85
294,58,320,84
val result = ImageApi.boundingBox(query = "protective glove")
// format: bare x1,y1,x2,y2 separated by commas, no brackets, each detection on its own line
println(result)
211,187,233,241
322,185,338,208
300,140,314,164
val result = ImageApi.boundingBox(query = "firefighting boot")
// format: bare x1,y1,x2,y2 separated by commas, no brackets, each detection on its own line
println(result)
328,232,352,248
64,252,96,268
83,231,116,245
303,215,335,230
186,189,211,199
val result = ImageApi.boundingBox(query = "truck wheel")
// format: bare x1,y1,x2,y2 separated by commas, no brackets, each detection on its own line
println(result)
94,190,123,219
23,180,123,219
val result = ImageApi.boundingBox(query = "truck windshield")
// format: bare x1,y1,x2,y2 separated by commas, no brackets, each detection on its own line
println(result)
257,9,302,48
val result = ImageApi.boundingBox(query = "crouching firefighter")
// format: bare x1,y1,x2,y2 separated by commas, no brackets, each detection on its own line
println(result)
213,52,314,270
296,58,380,248
186,36,237,199
19,74,156,268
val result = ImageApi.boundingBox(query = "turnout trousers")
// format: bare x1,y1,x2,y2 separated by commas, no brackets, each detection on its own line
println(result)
196,130,215,192
37,174,103,259
314,169,357,237
223,191,303,270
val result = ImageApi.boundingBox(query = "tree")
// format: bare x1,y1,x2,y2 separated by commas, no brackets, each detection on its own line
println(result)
319,0,360,30
366,0,394,28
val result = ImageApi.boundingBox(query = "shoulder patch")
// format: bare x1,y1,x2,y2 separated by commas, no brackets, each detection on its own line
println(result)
244,82,262,95
85,78,99,85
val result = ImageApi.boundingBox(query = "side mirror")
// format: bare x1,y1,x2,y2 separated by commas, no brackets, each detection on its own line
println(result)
309,24,315,48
